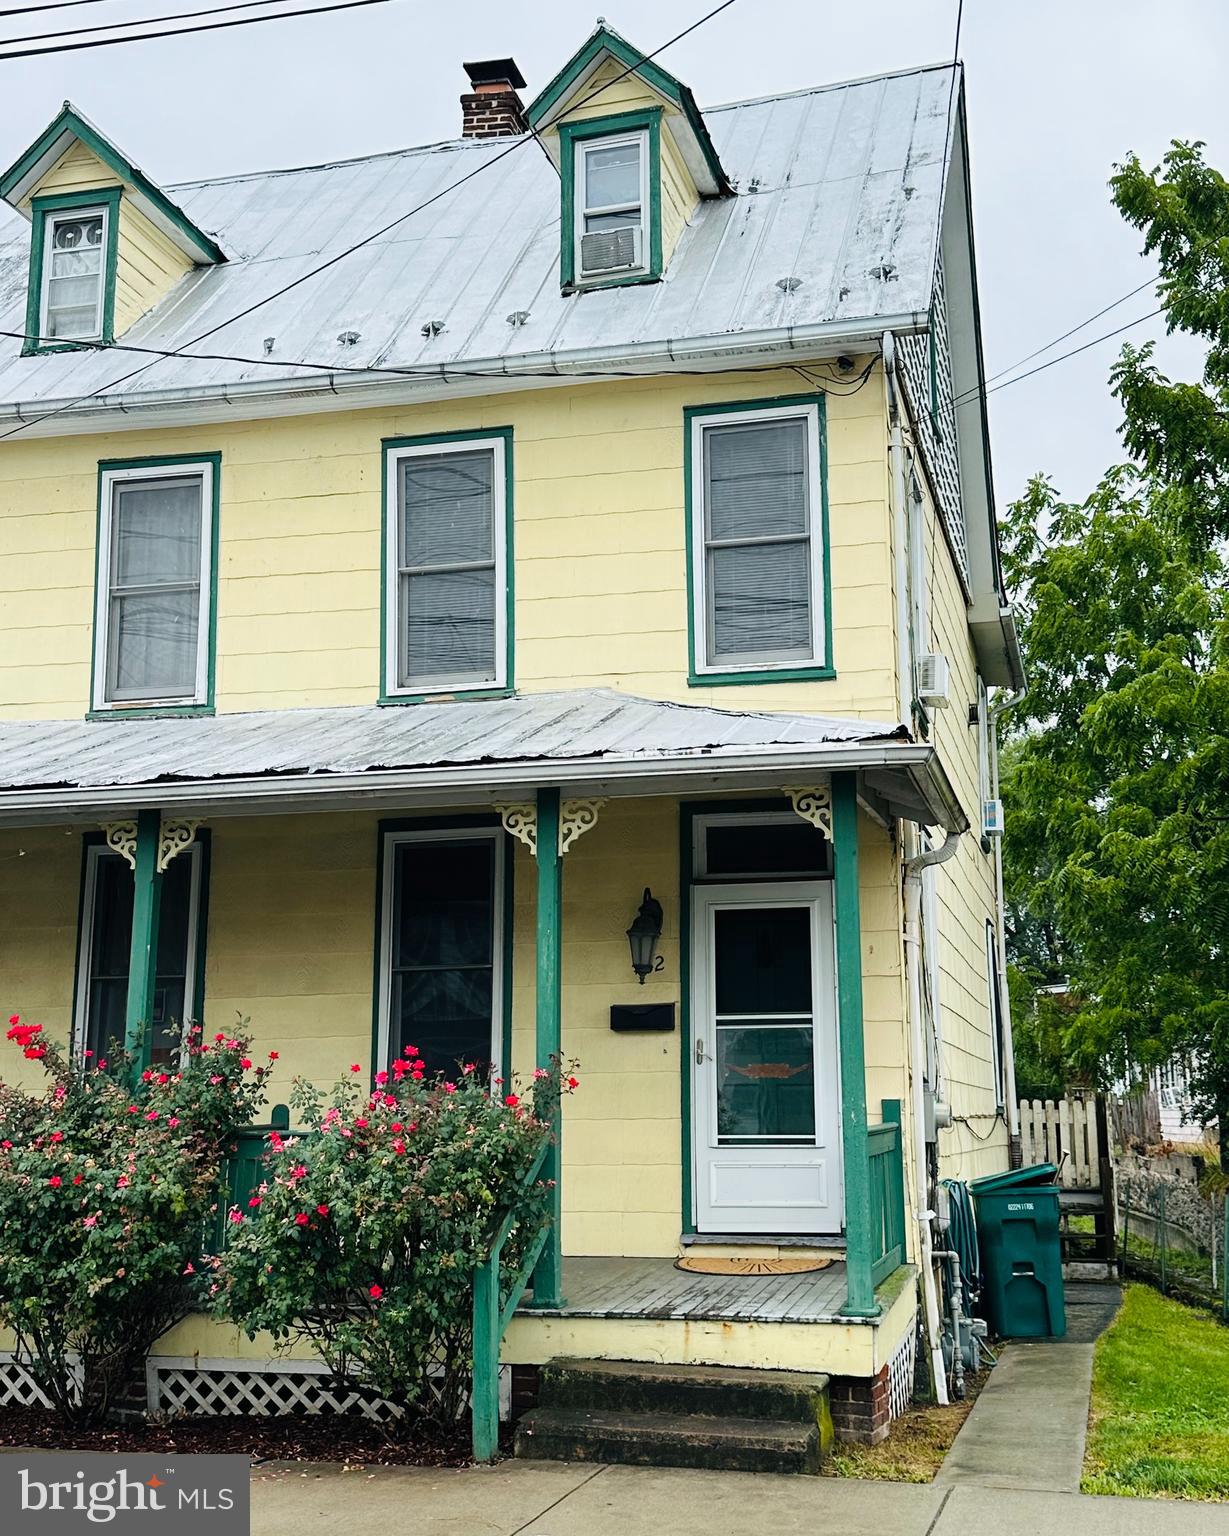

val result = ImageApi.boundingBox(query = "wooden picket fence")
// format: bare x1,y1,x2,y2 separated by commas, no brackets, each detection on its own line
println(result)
1017,1094,1102,1190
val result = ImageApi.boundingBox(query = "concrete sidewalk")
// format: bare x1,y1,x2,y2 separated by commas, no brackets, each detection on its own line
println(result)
936,1281,1120,1494
250,1458,1229,1535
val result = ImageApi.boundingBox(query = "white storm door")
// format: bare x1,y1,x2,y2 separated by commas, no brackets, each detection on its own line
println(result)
691,882,842,1235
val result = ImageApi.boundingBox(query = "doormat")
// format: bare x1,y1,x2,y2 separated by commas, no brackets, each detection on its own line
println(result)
674,1255,833,1276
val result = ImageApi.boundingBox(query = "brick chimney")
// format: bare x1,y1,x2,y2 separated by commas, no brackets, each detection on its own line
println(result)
461,58,528,139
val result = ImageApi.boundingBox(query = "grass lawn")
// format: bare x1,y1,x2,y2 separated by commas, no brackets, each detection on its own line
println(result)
826,1372,987,1483
1084,1283,1229,1500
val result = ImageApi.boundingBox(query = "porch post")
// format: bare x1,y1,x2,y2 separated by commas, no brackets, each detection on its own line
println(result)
832,772,879,1318
531,786,564,1308
124,809,163,1068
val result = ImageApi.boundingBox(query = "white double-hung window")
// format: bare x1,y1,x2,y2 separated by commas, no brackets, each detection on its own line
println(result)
93,460,215,711
689,400,829,678
41,205,108,342
383,434,509,698
575,131,647,279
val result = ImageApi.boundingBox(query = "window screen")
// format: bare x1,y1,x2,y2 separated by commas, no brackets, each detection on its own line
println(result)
43,209,105,341
397,448,497,687
81,847,201,1067
702,417,813,664
105,474,204,702
387,836,498,1077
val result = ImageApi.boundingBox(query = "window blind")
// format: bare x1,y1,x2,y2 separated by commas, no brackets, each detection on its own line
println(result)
703,417,813,664
398,448,498,687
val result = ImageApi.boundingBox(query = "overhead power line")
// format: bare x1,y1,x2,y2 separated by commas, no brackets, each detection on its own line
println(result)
0,0,389,57
2,0,305,49
0,0,120,16
0,0,740,441
952,306,1166,410
979,277,1157,390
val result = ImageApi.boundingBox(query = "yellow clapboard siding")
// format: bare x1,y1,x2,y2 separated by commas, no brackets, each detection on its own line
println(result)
26,140,198,337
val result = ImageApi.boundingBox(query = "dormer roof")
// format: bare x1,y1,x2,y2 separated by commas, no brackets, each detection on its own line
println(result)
0,102,225,266
528,24,732,196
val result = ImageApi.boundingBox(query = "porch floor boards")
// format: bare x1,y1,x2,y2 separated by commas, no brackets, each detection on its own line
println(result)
520,1256,850,1324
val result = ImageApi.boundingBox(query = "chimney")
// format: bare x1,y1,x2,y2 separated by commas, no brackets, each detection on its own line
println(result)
461,58,528,139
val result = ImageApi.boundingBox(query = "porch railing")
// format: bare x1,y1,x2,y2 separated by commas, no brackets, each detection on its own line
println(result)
867,1098,906,1287
471,1138,553,1462
208,1104,292,1253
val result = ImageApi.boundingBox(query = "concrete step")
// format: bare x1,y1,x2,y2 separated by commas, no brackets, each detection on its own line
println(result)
514,1406,823,1475
539,1357,830,1423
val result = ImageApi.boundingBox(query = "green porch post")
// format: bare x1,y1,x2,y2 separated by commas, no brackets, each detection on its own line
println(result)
124,809,163,1068
530,786,564,1308
832,772,879,1318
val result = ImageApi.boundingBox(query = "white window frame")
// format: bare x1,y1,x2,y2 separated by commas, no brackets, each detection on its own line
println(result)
40,202,109,344
691,810,832,882
374,826,506,1075
72,841,204,1064
985,918,1006,1112
92,460,214,711
574,129,649,282
383,437,508,698
689,402,826,676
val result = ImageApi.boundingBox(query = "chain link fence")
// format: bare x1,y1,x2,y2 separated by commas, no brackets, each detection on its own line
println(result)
1116,1174,1229,1320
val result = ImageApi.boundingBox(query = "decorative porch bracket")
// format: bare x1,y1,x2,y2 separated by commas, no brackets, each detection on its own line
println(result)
123,809,164,1066
831,772,880,1319
782,783,834,839
495,798,606,857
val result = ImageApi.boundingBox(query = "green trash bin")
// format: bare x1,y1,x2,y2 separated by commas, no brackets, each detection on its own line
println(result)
970,1163,1066,1339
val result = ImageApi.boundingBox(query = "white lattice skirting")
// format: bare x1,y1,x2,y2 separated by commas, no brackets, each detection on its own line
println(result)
0,1351,80,1408
146,1357,512,1422
886,1327,917,1421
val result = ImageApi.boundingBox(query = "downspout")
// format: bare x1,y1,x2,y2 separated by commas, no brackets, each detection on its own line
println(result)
905,831,961,1404
989,686,1027,1139
885,328,951,1405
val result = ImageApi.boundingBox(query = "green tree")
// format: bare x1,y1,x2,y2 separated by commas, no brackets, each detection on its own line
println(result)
1000,468,1229,1149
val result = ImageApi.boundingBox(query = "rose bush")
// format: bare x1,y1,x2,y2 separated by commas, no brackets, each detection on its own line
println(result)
0,1016,272,1424
214,1051,577,1431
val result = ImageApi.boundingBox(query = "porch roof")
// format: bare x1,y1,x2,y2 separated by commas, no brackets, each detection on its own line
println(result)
0,689,967,831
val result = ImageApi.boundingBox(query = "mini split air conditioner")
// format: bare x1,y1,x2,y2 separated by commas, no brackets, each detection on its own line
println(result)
916,652,950,708
580,225,642,278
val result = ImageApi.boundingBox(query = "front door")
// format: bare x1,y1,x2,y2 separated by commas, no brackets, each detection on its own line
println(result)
691,882,842,1235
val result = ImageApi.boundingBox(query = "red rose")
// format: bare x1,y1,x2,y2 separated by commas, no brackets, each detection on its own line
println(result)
316,1204,329,1217
504,1094,519,1108
294,1213,310,1226
368,1284,383,1300
48,1175,61,1187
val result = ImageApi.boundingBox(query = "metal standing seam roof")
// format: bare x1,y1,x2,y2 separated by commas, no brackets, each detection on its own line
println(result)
0,63,957,410
0,690,907,790
0,691,968,833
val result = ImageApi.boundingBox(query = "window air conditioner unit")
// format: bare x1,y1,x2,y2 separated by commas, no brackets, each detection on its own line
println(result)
916,652,950,708
982,798,1005,839
580,225,641,278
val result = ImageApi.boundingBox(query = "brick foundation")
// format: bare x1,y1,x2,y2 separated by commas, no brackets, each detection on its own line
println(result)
509,1363,541,1422
827,1365,891,1445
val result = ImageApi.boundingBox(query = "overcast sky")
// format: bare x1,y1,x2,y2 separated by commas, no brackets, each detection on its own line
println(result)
3,0,1226,508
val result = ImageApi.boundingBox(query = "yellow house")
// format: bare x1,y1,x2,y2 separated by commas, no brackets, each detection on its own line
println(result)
0,26,1024,1460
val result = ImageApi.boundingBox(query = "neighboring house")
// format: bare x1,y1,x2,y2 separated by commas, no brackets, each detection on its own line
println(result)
0,26,1023,1450
1154,1059,1210,1146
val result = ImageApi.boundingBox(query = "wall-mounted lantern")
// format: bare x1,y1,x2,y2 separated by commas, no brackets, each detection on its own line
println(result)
626,888,664,984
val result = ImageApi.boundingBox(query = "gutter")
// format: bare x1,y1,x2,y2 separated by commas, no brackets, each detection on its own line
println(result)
988,685,1028,1135
0,313,928,438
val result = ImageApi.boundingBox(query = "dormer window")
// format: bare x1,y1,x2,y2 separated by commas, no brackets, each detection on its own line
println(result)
22,187,121,354
42,205,108,341
577,132,647,279
558,109,663,291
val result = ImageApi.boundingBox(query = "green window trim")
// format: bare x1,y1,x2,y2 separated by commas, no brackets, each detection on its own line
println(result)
369,815,515,1082
89,451,221,718
379,427,515,706
559,108,663,292
683,393,834,689
23,186,121,356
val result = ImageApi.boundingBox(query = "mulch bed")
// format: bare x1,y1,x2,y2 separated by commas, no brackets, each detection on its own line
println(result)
0,1408,491,1466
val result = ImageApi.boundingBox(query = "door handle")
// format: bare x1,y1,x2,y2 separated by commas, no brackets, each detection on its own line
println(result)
695,1038,706,1065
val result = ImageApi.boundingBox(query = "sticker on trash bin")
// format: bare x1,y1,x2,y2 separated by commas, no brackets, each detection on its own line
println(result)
1006,1201,1036,1211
